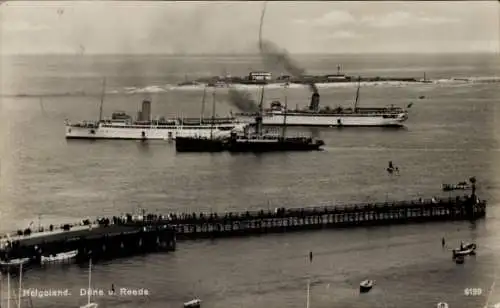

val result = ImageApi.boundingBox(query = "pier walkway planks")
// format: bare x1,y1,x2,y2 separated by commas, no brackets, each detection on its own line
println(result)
126,195,486,239
0,194,485,266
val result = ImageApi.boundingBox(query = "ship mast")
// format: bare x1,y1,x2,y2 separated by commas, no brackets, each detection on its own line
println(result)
200,86,207,123
282,84,288,138
306,279,310,308
98,77,106,122
255,86,264,136
210,89,216,140
7,272,10,308
353,76,361,112
17,263,22,308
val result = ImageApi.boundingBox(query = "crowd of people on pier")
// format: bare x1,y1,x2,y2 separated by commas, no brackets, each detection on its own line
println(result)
0,192,484,252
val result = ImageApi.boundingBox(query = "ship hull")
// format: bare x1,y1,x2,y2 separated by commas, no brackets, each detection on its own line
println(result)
175,137,227,152
236,113,407,127
65,125,236,140
227,139,324,152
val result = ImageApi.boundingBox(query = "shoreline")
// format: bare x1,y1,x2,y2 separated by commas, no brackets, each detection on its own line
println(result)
4,77,497,98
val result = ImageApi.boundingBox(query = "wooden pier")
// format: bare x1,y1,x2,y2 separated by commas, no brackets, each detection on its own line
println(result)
125,194,486,240
0,224,176,269
0,192,486,270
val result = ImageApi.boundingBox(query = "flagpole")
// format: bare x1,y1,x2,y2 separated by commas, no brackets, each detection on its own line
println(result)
306,279,310,308
306,251,312,308
7,272,10,308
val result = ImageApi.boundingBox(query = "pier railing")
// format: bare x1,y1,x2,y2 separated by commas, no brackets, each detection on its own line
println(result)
117,195,486,239
0,194,485,267
0,221,99,247
1,195,485,246
119,196,483,223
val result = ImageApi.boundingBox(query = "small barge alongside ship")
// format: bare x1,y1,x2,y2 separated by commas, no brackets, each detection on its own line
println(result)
176,86,325,153
175,136,228,152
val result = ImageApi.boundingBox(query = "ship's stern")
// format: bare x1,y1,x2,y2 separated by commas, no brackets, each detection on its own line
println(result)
65,122,100,139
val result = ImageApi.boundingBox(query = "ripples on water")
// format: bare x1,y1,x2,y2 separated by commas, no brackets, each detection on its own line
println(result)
0,54,499,308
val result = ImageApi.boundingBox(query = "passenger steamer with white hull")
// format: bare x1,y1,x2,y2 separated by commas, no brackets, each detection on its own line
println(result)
65,80,241,141
65,100,240,141
236,81,411,127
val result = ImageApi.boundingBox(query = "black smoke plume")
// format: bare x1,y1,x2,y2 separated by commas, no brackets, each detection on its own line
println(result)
227,88,259,112
259,40,306,77
258,1,317,94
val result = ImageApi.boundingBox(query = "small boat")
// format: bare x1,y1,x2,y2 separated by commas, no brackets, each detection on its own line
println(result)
453,243,477,257
359,280,374,293
41,249,78,264
183,299,201,308
442,182,471,191
0,257,30,268
455,255,465,264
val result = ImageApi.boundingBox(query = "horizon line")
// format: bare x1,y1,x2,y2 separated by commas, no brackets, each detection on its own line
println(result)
1,51,499,56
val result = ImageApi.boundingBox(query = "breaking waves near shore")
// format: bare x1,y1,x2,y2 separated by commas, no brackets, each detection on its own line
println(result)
4,75,499,98
116,76,500,95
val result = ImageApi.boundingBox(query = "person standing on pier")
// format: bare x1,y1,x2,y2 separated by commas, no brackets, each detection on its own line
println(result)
309,251,313,263
442,237,445,248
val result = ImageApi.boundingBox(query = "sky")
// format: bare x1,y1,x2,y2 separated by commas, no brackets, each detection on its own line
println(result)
0,1,499,55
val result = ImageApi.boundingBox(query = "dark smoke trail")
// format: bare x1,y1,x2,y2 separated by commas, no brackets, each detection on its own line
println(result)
222,4,267,113
227,89,259,112
259,40,306,77
258,1,266,51
258,1,317,94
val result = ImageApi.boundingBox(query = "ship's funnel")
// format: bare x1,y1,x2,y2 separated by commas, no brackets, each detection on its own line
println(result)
309,93,320,112
141,100,151,121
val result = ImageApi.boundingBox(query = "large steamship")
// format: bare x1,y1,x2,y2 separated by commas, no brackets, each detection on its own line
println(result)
235,81,411,127
66,80,243,141
65,99,242,141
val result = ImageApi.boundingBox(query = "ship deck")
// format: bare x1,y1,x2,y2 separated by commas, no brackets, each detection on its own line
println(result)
237,110,406,117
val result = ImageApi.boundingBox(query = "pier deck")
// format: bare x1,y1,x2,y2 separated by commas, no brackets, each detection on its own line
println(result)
5,224,139,248
127,195,486,240
0,194,486,268
0,224,176,266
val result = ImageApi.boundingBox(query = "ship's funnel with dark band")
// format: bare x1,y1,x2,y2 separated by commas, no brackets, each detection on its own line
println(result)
141,100,151,121
309,93,320,112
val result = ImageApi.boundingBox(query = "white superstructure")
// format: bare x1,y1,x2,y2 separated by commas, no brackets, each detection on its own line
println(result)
236,90,410,127
236,109,408,127
65,119,242,140
65,99,244,140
